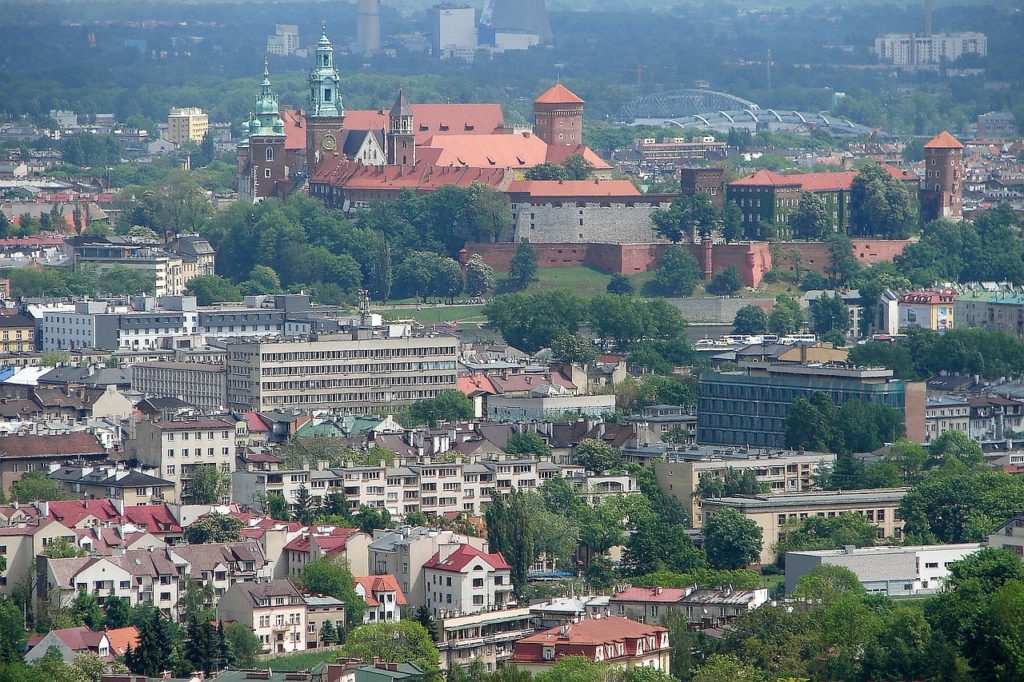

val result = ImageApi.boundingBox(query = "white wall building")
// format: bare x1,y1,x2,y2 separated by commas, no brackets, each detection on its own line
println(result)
423,544,513,618
875,32,987,66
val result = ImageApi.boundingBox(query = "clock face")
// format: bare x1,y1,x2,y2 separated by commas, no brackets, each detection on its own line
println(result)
321,134,337,151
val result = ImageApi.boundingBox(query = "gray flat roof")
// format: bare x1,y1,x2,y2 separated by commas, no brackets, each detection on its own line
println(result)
788,543,981,558
703,488,909,509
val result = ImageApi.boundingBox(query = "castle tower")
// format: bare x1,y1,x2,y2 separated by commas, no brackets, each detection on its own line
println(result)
238,59,288,202
533,83,584,148
388,88,415,166
306,24,345,177
920,131,964,222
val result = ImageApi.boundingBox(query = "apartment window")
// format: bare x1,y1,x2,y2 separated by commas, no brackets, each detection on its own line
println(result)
160,592,171,601
259,615,270,627
276,615,285,626
473,595,484,605
925,562,939,569
166,466,176,476
472,578,484,588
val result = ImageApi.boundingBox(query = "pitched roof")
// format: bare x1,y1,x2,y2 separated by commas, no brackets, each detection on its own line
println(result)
232,578,301,605
514,616,666,647
609,586,689,603
120,505,182,534
354,574,407,606
48,500,122,526
924,131,964,149
0,431,106,459
544,143,612,170
729,165,915,192
343,103,505,146
105,626,140,656
423,544,511,572
171,542,266,572
281,109,307,151
457,374,497,397
534,84,584,105
311,159,511,192
47,626,107,653
418,133,610,170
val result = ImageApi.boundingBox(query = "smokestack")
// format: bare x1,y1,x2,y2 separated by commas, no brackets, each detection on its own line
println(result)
924,0,933,37
356,0,382,55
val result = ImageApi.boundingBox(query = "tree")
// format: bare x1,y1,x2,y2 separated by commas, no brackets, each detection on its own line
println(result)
184,513,243,545
408,389,474,426
485,491,534,597
319,618,338,646
0,597,26,663
606,274,635,295
10,472,69,503
732,305,767,335
691,654,764,682
707,266,743,295
652,193,717,243
339,621,440,674
703,508,762,569
413,605,437,641
722,201,743,243
573,438,623,472
927,430,985,469
98,265,156,295
300,558,365,627
654,245,702,296
484,290,587,353
900,467,1024,543
267,493,291,521
43,537,82,559
224,621,261,669
59,133,123,166
534,656,616,682
767,294,805,336
550,332,599,366
125,609,174,676
293,485,320,526
185,275,242,305
824,231,859,287
103,597,132,629
774,513,880,567
239,265,282,296
809,292,850,342
849,162,917,238
183,465,229,504
353,505,391,534
588,294,686,351
73,591,103,630
792,564,865,603
624,510,705,576
464,255,496,297
788,191,830,239
185,616,219,674
507,240,538,290
505,432,552,458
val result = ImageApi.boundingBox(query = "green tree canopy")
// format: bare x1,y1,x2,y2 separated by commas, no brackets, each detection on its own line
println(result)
507,240,538,290
653,245,702,296
848,162,917,238
408,389,474,427
703,508,763,569
185,275,242,305
183,465,230,504
184,514,243,544
300,558,364,627
732,305,767,335
339,620,440,674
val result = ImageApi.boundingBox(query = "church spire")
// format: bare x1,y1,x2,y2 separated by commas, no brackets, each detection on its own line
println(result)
309,23,343,117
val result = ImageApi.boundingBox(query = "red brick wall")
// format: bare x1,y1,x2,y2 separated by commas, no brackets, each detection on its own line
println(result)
775,240,912,277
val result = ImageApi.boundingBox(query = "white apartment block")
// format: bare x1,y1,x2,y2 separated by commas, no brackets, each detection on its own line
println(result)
424,544,513,618
267,24,300,56
127,418,237,503
132,361,226,411
874,32,987,66
436,607,534,673
224,332,459,413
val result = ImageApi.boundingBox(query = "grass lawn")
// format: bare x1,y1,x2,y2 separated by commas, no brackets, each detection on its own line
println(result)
525,266,654,297
258,648,342,671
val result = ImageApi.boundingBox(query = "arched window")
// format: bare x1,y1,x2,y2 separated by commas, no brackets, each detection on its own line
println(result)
266,147,274,161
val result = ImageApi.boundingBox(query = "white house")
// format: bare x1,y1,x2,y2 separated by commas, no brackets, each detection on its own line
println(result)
423,544,513,617
354,574,406,623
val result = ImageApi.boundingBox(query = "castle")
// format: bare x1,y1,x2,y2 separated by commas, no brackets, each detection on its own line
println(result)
237,26,609,203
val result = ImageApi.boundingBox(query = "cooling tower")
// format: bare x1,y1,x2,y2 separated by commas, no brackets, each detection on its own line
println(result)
356,0,382,55
484,0,552,45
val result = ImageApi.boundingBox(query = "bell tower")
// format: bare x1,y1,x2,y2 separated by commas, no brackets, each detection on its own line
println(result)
239,58,288,202
306,23,345,177
388,88,415,166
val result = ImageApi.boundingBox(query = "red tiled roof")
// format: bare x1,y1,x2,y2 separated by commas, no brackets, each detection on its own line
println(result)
0,432,105,459
899,289,956,305
729,165,916,192
311,159,512,192
354,575,407,606
245,412,271,433
924,131,964,149
343,103,504,146
512,617,667,660
106,626,140,657
457,374,497,397
506,179,639,199
610,586,689,603
423,544,511,572
534,84,585,105
47,500,122,527
418,133,610,171
281,109,306,151
121,505,182,534
544,144,611,170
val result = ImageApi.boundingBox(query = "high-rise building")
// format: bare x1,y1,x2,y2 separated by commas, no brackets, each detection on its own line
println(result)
874,32,987,66
356,0,382,55
533,83,584,148
481,0,552,46
266,24,300,57
920,130,964,222
430,5,477,61
167,107,209,145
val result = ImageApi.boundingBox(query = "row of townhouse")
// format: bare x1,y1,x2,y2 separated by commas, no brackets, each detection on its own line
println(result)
233,457,637,519
38,541,273,619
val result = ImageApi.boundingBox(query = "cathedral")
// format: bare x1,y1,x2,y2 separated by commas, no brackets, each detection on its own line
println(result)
237,26,609,203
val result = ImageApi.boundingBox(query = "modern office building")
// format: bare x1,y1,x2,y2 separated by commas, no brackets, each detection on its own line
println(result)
976,111,1017,141
266,24,300,57
701,488,909,564
431,5,477,60
224,330,458,413
131,361,227,411
698,361,926,447
166,107,209,145
784,543,981,596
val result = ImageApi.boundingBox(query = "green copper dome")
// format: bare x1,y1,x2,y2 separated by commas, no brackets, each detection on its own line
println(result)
242,57,286,140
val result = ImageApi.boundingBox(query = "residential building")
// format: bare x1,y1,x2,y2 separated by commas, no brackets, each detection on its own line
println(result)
510,616,670,675
701,488,909,564
631,139,726,174
0,519,77,597
955,289,1024,337
609,585,769,630
283,527,372,577
0,432,107,496
529,597,608,629
266,24,300,57
987,511,1024,556
487,390,615,422
167,107,209,145
169,541,273,601
899,290,956,331
224,332,459,413
969,395,1024,442
126,418,236,503
977,111,1017,140
132,361,226,411
874,32,987,66
218,579,307,653
423,544,512,617
655,447,836,524
804,290,866,341
623,404,696,446
25,625,138,663
784,543,982,596
925,395,970,443
698,361,926,447
436,607,533,672
64,236,217,298
303,594,346,647
354,574,407,623
368,527,488,608
46,463,175,504
0,314,35,353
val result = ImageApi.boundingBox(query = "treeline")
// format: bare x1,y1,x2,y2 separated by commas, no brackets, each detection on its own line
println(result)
4,264,155,298
850,326,1024,380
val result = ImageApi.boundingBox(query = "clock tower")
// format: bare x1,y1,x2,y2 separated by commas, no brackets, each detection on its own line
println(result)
306,24,345,177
